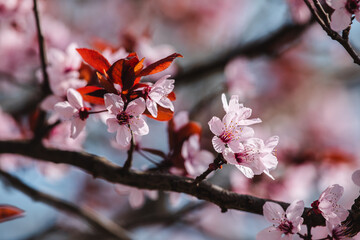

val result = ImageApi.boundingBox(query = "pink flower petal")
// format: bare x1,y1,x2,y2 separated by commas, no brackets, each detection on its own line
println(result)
212,136,226,153
104,93,124,115
129,188,145,209
263,202,284,224
146,98,158,117
330,8,352,31
106,118,119,133
208,116,224,136
236,165,255,178
116,125,131,147
286,200,304,222
126,98,146,117
352,169,360,186
70,117,86,139
256,226,282,240
54,101,76,120
67,88,83,109
129,118,149,136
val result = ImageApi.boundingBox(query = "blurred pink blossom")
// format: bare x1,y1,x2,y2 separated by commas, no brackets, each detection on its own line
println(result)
115,184,157,209
352,169,360,186
181,134,213,177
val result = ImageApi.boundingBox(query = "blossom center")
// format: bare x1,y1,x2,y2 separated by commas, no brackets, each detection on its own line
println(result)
142,86,152,99
79,107,90,121
346,0,360,14
219,131,234,143
311,200,322,215
278,219,293,235
116,112,131,125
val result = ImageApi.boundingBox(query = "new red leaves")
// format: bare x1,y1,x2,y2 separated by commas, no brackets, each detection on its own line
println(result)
76,48,111,74
0,205,24,223
75,48,182,122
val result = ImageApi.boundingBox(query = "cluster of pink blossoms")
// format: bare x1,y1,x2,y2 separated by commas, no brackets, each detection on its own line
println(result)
53,47,181,148
208,94,279,179
258,182,351,239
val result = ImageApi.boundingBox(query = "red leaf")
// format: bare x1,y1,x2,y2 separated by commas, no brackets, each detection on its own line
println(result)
77,86,106,105
96,72,117,94
0,205,24,223
76,48,111,74
139,53,183,76
107,59,124,86
167,91,176,101
144,106,174,121
177,122,202,144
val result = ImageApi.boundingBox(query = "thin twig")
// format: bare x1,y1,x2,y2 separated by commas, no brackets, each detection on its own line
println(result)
123,132,135,171
33,0,50,95
304,0,360,65
0,169,131,240
193,154,225,185
175,18,314,85
32,0,52,141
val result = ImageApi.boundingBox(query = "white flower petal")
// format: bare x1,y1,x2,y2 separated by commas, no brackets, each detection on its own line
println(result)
129,118,149,136
212,136,226,153
146,99,158,117
54,101,76,120
330,8,352,31
208,116,224,136
106,118,119,133
126,98,146,116
256,226,282,240
70,117,86,139
286,200,304,222
263,202,284,224
129,188,144,209
352,169,360,186
104,93,124,115
67,88,83,109
236,165,254,178
116,126,132,147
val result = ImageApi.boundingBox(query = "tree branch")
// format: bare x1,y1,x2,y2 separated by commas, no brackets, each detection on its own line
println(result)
303,0,360,65
175,18,315,84
0,140,326,227
0,168,131,240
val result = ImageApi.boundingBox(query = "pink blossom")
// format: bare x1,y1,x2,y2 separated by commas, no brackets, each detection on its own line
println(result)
46,43,86,96
221,94,261,125
286,0,311,24
42,122,86,152
352,169,360,186
311,184,349,226
208,111,255,153
54,88,90,139
224,58,257,99
172,111,189,131
142,75,175,117
257,200,304,240
223,136,279,179
181,134,213,177
115,184,157,209
326,0,360,31
104,94,149,147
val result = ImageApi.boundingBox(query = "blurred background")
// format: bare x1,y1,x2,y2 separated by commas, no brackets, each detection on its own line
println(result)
1,0,360,239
